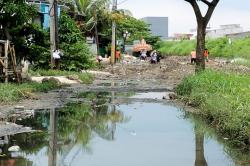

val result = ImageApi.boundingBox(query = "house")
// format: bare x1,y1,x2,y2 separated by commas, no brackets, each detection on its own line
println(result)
26,0,61,29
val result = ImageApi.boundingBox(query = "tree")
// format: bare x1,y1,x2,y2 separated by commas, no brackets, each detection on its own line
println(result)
185,0,220,72
116,14,150,51
0,0,36,40
74,0,110,53
59,12,94,70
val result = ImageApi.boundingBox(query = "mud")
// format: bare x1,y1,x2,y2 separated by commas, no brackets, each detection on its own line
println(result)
0,56,249,136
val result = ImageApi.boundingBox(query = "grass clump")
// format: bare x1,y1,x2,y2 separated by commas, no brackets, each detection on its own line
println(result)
158,40,196,56
30,69,94,84
0,81,61,103
176,70,250,148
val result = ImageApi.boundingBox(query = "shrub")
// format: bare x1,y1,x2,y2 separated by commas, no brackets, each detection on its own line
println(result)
177,70,250,148
59,12,95,71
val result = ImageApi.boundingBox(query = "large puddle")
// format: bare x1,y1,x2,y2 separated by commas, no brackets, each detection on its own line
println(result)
0,92,249,166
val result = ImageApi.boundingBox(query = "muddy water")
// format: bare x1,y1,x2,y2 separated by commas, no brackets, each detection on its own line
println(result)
0,92,245,166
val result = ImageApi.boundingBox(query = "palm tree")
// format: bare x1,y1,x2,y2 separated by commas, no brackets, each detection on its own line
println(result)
74,0,111,54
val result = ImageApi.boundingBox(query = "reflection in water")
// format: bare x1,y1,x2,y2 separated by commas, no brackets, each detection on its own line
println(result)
1,92,249,165
6,92,128,165
194,126,207,166
0,134,33,165
48,108,57,166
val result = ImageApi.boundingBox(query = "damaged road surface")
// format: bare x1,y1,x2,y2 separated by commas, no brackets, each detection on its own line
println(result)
1,57,250,165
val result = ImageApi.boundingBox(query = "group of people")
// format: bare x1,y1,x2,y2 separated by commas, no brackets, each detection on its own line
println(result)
190,48,209,64
140,49,160,64
96,48,161,64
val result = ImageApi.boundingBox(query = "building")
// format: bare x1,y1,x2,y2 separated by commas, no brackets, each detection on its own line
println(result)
26,0,61,29
173,33,193,40
226,31,250,39
206,24,243,39
141,17,169,40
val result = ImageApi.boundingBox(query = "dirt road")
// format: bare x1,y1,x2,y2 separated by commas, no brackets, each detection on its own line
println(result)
1,56,249,136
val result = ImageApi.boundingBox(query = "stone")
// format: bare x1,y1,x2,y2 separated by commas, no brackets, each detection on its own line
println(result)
67,75,79,81
169,92,177,100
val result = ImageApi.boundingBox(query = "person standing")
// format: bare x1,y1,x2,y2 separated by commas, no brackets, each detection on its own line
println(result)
204,48,209,62
140,49,147,60
53,49,62,70
191,50,196,64
115,49,121,63
150,50,157,64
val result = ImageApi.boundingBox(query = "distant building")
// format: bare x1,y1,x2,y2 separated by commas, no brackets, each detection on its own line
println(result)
141,17,169,40
226,31,250,39
173,33,193,40
206,24,243,38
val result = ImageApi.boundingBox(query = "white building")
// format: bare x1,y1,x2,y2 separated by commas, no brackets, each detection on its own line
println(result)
206,24,243,39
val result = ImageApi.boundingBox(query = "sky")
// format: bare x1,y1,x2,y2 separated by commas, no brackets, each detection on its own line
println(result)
118,0,250,36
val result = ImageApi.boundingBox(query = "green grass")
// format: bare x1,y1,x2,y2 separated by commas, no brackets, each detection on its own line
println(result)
0,81,61,103
176,70,250,148
158,40,196,56
0,70,94,104
158,37,250,61
29,69,94,84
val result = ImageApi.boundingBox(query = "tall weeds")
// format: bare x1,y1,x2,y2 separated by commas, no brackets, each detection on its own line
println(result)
177,70,250,148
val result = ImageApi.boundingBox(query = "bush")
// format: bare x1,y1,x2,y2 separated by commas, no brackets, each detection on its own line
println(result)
0,81,61,103
177,70,250,148
59,12,95,71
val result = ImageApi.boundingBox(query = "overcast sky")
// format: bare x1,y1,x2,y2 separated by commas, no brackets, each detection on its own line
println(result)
118,0,250,36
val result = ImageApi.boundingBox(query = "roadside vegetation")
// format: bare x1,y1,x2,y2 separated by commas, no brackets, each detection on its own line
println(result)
176,70,250,149
158,37,250,66
0,81,61,103
0,0,159,105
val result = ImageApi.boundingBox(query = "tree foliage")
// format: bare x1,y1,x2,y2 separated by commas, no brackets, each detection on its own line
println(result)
59,12,95,71
0,0,36,40
74,0,110,37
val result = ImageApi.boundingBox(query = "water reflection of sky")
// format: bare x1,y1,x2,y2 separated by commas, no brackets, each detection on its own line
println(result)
41,102,233,166
1,97,236,166
73,102,233,166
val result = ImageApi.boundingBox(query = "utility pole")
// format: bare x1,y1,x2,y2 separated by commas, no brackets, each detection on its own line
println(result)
54,0,59,50
48,108,57,166
111,0,117,65
93,5,99,56
49,0,59,69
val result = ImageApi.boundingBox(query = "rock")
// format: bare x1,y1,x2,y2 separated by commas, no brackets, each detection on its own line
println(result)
49,77,61,85
20,73,32,82
8,145,20,152
169,93,177,100
67,75,79,81
41,77,49,83
14,106,25,111
42,77,60,85
162,96,168,100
